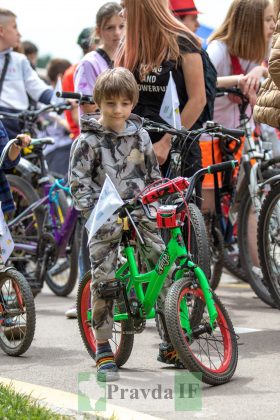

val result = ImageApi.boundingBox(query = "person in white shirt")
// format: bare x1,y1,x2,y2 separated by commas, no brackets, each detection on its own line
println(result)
207,0,275,130
0,8,52,138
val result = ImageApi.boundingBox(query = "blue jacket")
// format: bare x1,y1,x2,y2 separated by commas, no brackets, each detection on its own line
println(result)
0,121,20,213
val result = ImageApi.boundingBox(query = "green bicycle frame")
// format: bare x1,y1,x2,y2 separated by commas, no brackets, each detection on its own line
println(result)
114,224,218,333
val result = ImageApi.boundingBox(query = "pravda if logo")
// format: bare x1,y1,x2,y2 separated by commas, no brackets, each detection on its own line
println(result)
78,371,202,414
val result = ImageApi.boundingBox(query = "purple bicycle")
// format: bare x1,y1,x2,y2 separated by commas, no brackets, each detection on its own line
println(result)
2,138,79,297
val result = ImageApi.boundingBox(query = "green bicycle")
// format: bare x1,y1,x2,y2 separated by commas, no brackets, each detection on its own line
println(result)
77,161,239,385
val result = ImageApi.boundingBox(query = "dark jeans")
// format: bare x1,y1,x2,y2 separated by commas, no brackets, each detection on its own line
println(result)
45,144,72,177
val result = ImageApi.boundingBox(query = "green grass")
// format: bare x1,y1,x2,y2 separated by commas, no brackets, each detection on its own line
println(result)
0,382,68,420
0,382,119,419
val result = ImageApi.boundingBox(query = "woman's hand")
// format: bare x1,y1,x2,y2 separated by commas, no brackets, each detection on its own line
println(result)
239,66,265,95
153,133,172,165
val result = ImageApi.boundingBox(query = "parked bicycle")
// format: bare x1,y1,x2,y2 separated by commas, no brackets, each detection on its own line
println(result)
144,119,245,290
0,138,36,356
208,88,280,307
257,175,280,308
1,138,79,297
77,160,239,385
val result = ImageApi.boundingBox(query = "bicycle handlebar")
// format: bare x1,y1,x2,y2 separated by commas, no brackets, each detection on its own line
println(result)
0,137,55,169
136,160,239,218
56,91,95,104
0,103,72,122
143,119,245,139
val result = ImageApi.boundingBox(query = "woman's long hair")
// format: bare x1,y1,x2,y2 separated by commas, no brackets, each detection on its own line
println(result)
274,0,280,16
115,0,199,80
208,0,270,63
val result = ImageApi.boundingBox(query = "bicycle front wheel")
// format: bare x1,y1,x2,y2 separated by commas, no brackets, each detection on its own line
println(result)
0,269,36,356
164,278,238,385
238,189,275,307
77,272,134,367
257,183,280,308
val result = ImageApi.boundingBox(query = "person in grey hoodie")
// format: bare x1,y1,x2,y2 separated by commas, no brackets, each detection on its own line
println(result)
69,68,164,382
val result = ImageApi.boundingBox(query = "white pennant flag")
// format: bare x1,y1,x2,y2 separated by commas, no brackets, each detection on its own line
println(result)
85,174,125,244
159,72,181,129
0,202,14,264
50,76,64,105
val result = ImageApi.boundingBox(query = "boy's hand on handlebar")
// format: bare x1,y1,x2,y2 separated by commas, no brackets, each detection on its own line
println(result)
15,134,32,149
153,133,172,165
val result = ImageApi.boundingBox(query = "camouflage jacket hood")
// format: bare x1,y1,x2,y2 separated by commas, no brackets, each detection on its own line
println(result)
69,113,161,216
80,112,144,137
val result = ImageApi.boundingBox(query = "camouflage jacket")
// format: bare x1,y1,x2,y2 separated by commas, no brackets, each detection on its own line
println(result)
69,113,161,215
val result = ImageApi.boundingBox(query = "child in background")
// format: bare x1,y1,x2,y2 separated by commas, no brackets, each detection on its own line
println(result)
69,68,164,381
43,58,72,176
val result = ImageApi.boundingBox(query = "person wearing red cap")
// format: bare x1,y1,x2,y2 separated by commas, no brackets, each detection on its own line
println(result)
169,0,200,33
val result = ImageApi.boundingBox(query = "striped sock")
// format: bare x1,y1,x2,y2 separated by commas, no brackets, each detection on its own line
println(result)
96,342,117,372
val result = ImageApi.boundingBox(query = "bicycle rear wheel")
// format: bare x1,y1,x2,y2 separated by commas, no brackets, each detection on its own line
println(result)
164,278,238,385
6,175,44,296
0,269,36,356
77,272,134,367
257,183,280,308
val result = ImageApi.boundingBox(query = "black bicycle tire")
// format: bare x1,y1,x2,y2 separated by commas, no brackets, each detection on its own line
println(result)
182,203,211,280
209,226,224,290
238,189,276,307
77,272,134,367
7,174,44,226
45,227,79,297
223,251,247,282
257,183,280,308
164,278,238,385
0,269,36,356
7,175,44,296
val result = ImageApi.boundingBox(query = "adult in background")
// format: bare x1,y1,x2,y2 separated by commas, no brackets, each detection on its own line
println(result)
0,8,52,139
169,0,201,33
116,0,206,189
116,0,206,367
254,0,280,155
207,0,275,130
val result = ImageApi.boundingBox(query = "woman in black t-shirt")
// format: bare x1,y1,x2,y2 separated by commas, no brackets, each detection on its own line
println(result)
116,0,206,178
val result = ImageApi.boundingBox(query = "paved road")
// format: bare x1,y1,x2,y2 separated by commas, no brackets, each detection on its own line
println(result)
1,272,279,419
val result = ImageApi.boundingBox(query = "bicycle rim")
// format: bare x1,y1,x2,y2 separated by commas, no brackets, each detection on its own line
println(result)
77,273,134,367
165,279,238,385
0,270,36,356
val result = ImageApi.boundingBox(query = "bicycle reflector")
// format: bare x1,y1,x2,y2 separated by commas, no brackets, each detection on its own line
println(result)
157,205,179,228
141,177,189,204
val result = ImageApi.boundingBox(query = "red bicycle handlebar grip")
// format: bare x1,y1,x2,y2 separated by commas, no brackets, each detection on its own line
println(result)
141,177,189,204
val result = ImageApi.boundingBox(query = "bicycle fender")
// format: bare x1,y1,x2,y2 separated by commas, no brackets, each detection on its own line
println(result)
259,174,280,188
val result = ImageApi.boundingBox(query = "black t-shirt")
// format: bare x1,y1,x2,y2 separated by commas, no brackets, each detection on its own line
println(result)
133,36,200,143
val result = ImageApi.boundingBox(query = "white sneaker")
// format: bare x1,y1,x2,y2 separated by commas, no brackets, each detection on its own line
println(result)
65,306,77,319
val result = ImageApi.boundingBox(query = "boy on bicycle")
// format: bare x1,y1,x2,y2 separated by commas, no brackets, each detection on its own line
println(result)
69,67,166,381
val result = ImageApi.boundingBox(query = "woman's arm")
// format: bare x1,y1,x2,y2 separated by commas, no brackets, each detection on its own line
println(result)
180,52,207,129
153,52,206,166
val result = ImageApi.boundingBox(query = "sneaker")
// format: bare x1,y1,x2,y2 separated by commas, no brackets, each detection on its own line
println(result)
96,352,120,382
157,342,184,368
65,306,77,319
